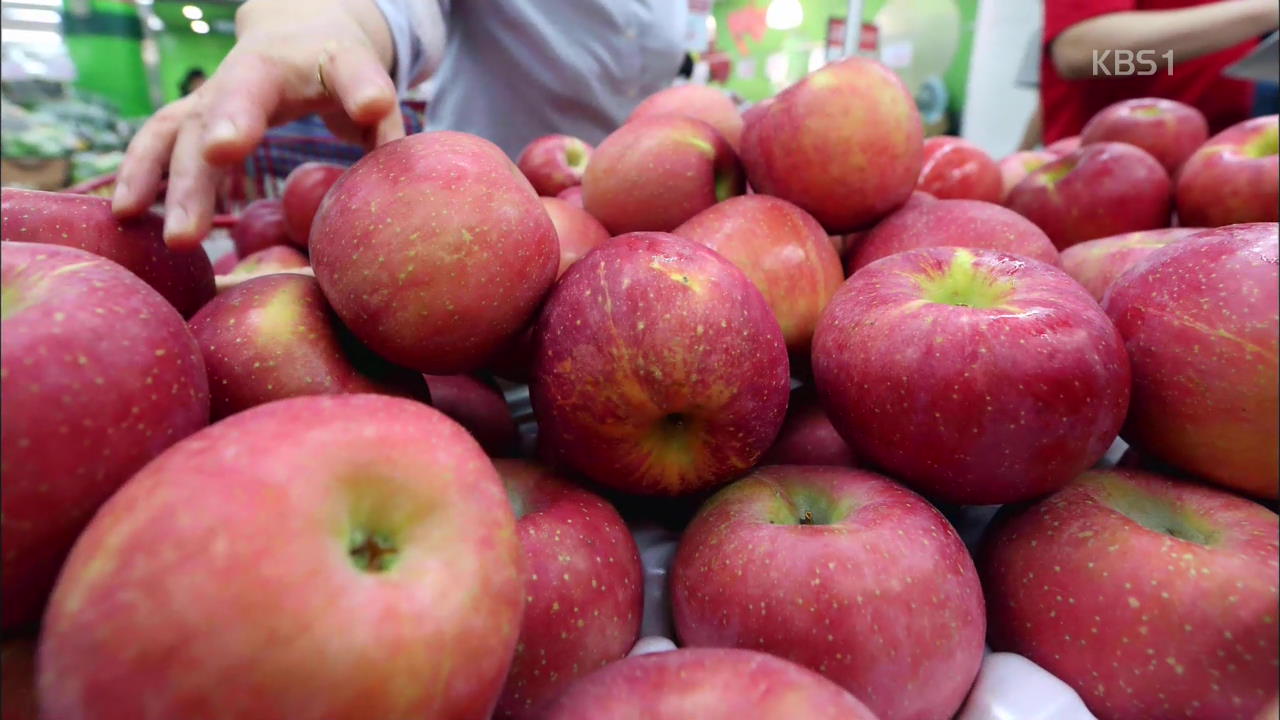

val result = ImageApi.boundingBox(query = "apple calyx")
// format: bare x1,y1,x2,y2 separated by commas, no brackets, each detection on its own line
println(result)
1130,103,1166,118
768,486,848,526
348,529,399,572
1242,125,1279,159
565,142,589,172
1036,157,1076,187
916,250,1015,309
1099,477,1220,546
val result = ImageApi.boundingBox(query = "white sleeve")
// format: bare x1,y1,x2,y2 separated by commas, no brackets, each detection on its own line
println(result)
373,0,449,92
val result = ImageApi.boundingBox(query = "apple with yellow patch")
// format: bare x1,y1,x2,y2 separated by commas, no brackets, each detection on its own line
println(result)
1175,115,1279,227
628,84,744,150
1059,227,1203,302
517,135,593,198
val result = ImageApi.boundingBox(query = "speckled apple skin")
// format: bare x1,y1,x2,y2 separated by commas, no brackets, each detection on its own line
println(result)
917,136,1003,203
672,467,983,720
1080,98,1208,175
531,232,789,496
981,470,1279,720
628,84,744,150
492,460,642,720
848,196,1060,273
282,162,345,247
0,188,215,317
813,247,1130,505
673,195,843,355
1006,142,1172,250
231,199,290,257
739,57,923,234
541,197,610,279
424,374,518,457
310,131,558,374
1060,227,1203,302
582,115,744,235
1104,223,1279,498
1,242,209,631
1176,115,1280,228
190,274,430,419
540,648,878,720
38,394,523,720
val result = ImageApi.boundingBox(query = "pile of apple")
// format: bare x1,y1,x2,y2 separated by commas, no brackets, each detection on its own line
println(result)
1,55,1277,720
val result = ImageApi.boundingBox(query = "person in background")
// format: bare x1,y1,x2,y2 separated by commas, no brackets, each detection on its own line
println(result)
113,0,688,247
1041,0,1279,144
179,68,207,96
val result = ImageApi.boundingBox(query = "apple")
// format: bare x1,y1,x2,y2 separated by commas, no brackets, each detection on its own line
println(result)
1175,115,1279,227
1046,135,1081,156
1080,97,1209,175
555,185,584,208
423,374,518,457
531,232,789,496
0,187,215,317
211,249,239,275
310,131,558,374
813,246,1130,505
493,460,643,720
672,466,985,720
582,115,744,234
541,197,610,278
672,194,844,354
214,244,311,292
739,56,923,233
981,469,1279,720
761,388,856,467
38,394,523,720
846,197,1059,273
516,134,593,198
628,84,744,150
1006,142,1172,249
231,198,291,256
916,136,1002,203
998,150,1056,203
1059,227,1203,302
540,648,877,720
190,273,430,419
282,162,345,247
2,637,38,720
1,242,209,632
1104,222,1279,498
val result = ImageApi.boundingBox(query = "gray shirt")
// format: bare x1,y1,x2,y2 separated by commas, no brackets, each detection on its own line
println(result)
376,0,689,157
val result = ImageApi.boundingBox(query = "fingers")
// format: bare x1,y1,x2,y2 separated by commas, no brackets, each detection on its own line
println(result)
319,42,398,126
112,99,189,217
370,104,406,148
162,115,224,249
201,53,285,165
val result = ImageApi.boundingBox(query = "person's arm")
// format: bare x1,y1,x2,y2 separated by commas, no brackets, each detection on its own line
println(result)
1052,0,1279,80
114,0,444,248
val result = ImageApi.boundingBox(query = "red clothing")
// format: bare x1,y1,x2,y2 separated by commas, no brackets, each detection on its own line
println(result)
1041,0,1257,143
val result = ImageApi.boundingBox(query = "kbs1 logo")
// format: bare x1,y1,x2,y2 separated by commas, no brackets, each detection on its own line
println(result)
1092,49,1174,76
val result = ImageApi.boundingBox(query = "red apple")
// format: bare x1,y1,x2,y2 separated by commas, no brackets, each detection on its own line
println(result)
281,161,345,247
231,198,290,256
423,374,518,457
672,195,843,353
493,460,643,720
516,134,593,198
582,115,744,234
1,242,209,631
555,185,584,208
998,150,1056,203
761,388,856,467
982,469,1279,720
1006,142,1172,249
740,56,923,233
38,394,523,720
211,248,239,275
531,232,789,496
310,131,558,374
1059,227,1203,302
540,197,610,278
672,466,984,720
847,197,1059,273
190,273,430,419
1104,222,1278,498
1175,115,1279,227
628,84,744,150
0,188,214,317
1046,135,1081,157
2,638,37,720
214,244,311,292
540,648,877,720
916,136,1002,203
1080,97,1209,175
813,246,1130,505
